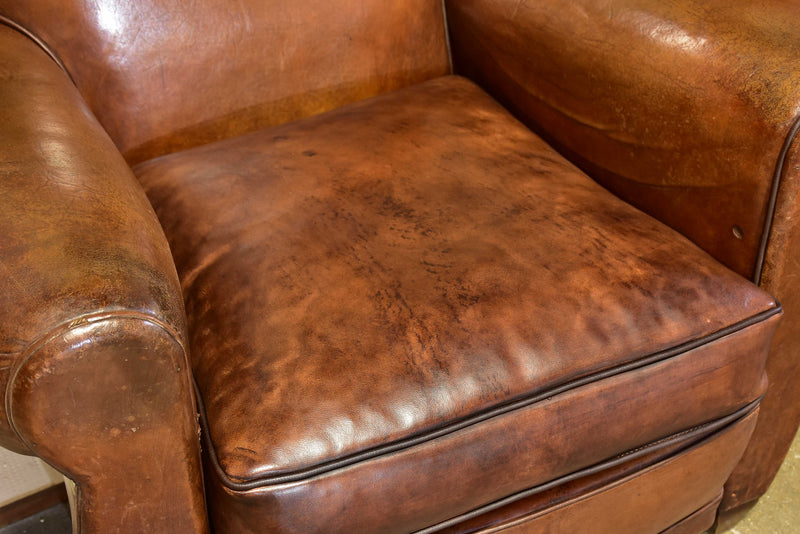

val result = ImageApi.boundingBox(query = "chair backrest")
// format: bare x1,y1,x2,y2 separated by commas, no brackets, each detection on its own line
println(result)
1,0,450,164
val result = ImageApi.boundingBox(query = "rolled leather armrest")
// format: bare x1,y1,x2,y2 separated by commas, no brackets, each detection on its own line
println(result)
446,0,800,281
446,0,800,512
0,24,208,533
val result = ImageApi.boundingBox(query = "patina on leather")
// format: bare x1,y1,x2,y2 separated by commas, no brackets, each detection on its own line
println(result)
446,0,800,281
434,406,760,533
447,408,759,534
1,0,796,531
445,0,800,512
730,134,800,508
0,24,207,533
0,0,450,165
135,76,780,533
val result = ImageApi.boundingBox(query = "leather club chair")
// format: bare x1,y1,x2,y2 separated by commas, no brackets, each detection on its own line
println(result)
1,1,799,532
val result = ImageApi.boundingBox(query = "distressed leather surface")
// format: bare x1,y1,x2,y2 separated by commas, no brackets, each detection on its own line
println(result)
136,76,779,532
0,0,450,165
3,0,793,529
434,403,746,534
724,126,800,508
445,0,800,512
0,24,186,449
469,409,757,534
0,25,207,533
446,0,800,281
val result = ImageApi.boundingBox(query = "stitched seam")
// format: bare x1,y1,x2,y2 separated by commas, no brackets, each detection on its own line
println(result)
610,422,712,461
754,114,800,285
416,402,758,534
201,304,780,490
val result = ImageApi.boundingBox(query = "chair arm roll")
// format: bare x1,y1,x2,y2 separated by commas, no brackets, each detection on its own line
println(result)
446,0,800,280
0,23,208,533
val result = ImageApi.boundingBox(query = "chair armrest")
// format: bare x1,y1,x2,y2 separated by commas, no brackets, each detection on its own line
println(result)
445,0,800,280
446,0,800,514
0,24,207,533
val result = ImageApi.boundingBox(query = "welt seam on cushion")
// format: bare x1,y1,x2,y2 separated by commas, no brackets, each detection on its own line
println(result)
754,114,800,285
5,309,186,449
415,400,760,534
609,420,717,462
0,14,75,85
200,304,780,491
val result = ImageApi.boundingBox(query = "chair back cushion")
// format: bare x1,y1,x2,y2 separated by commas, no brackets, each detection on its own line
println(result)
1,0,450,163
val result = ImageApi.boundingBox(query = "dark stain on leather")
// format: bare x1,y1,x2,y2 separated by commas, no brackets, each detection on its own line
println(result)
135,77,777,494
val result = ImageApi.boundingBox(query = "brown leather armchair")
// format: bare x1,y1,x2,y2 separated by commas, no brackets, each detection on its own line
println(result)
1,1,798,532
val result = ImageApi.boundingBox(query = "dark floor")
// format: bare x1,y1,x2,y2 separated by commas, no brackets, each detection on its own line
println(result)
0,504,70,534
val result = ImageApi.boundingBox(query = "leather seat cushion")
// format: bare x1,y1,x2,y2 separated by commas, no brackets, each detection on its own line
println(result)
134,76,780,532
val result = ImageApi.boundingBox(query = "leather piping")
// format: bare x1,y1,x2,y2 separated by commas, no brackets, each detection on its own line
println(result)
415,400,760,533
198,303,780,490
754,114,800,285
0,14,75,85
5,309,187,450
440,0,454,74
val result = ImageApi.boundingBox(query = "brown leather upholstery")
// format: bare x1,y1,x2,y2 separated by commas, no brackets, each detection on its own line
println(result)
729,136,800,507
434,401,740,534
445,0,800,513
1,0,796,532
0,0,450,165
435,404,736,534
0,24,206,533
136,76,779,533
445,0,800,281
443,408,758,534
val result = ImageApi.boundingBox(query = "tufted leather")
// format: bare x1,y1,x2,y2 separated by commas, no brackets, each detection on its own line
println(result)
136,76,780,532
